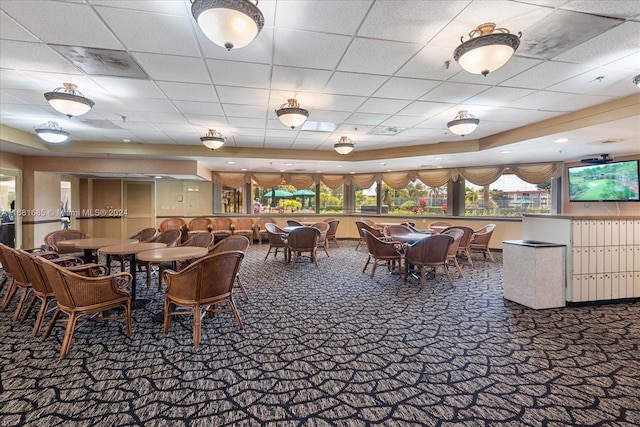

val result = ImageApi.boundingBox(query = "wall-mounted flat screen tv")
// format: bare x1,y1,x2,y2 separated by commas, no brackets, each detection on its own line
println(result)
568,160,640,202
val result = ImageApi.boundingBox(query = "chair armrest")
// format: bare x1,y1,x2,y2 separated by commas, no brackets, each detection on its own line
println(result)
67,263,109,277
50,256,84,266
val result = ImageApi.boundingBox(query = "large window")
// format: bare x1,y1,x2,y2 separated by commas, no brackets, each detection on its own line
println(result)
357,181,448,216
465,174,551,217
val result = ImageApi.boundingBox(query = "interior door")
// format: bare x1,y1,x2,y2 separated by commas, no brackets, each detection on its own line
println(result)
124,181,154,238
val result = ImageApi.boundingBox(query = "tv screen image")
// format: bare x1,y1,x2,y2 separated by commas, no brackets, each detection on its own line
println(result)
568,160,640,202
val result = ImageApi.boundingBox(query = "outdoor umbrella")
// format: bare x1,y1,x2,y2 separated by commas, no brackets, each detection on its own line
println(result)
293,189,315,208
263,189,293,197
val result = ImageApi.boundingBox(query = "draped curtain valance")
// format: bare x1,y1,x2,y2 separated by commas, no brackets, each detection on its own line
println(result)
216,162,561,190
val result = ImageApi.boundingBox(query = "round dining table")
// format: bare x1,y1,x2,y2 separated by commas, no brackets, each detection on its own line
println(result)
389,232,431,244
99,242,167,308
57,237,138,263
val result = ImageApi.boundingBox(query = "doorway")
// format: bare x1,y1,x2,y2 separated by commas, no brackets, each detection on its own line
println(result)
124,181,155,237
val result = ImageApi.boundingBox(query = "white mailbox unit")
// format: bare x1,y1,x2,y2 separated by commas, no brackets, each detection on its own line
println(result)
522,215,640,304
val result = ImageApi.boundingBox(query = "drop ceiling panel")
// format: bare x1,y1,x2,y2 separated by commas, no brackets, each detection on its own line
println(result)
131,52,210,83
173,101,223,116
214,87,269,105
198,27,274,64
324,72,388,98
140,112,188,125
207,60,271,88
1,1,123,49
344,113,389,126
156,82,219,103
338,38,422,75
0,41,81,75
421,82,491,104
501,61,595,90
356,98,412,115
270,66,332,92
312,94,367,112
274,0,370,35
398,101,454,118
396,46,462,80
96,7,199,56
0,11,39,42
465,87,536,107
273,29,352,70
373,78,441,100
222,104,267,119
560,0,640,19
91,77,166,99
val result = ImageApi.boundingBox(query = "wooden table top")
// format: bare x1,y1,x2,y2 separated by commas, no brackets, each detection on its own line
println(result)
136,246,208,262
57,237,138,249
99,242,167,255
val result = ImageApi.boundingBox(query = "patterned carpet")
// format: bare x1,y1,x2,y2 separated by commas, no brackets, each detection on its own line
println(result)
1,241,639,426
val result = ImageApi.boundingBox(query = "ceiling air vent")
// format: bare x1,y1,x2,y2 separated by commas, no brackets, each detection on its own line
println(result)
50,45,149,79
368,126,405,135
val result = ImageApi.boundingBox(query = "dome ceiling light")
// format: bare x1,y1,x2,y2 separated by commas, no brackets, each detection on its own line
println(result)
35,121,70,143
447,111,480,136
454,22,521,76
44,82,94,118
191,0,264,51
275,98,309,129
334,136,355,155
201,129,226,150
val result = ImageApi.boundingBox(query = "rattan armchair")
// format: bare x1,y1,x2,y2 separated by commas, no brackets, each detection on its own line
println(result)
361,229,403,279
36,256,132,359
232,218,254,243
208,235,250,300
404,234,454,288
211,217,233,239
355,220,384,251
441,228,464,278
325,219,340,248
111,227,157,272
285,226,321,268
139,229,182,288
43,229,92,259
253,217,277,245
442,225,474,266
264,223,288,260
470,224,496,262
162,251,245,348
187,217,212,238
311,222,330,257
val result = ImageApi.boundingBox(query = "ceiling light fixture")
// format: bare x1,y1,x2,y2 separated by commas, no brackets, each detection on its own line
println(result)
275,98,309,129
191,0,264,51
44,82,94,118
35,121,70,143
447,111,479,136
633,74,640,88
334,136,355,155
200,129,226,150
454,22,521,76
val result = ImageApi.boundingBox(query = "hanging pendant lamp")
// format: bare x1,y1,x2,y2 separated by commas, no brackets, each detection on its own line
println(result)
275,98,309,129
191,0,264,51
334,136,355,155
201,129,226,149
454,23,521,76
44,82,94,118
447,111,479,136
35,121,70,143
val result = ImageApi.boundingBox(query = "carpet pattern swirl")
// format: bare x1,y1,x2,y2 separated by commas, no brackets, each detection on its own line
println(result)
1,241,639,426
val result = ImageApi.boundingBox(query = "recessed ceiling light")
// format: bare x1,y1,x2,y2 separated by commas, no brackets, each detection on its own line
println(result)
155,176,162,179
336,165,343,168
227,161,236,164
434,157,443,160
554,138,568,143
436,166,443,169
379,162,386,166
123,139,131,143
285,163,293,166
316,170,322,173
279,169,285,172
350,171,355,174
500,150,511,154
241,168,247,171
386,169,392,172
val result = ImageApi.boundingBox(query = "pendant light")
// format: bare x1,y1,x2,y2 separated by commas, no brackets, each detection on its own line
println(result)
454,23,521,76
201,129,225,150
275,98,309,129
35,121,70,143
44,82,94,118
191,0,264,51
447,111,479,136
334,136,355,155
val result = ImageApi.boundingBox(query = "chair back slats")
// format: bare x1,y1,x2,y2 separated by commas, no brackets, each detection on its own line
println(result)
132,227,157,242
152,229,182,247
182,232,214,249
187,217,211,233
286,226,320,252
210,235,250,254
44,230,91,253
16,249,50,294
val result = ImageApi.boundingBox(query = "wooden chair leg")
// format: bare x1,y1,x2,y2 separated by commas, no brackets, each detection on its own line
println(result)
60,313,78,359
193,305,202,348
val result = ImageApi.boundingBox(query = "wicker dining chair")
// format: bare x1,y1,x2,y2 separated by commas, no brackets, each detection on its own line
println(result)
404,234,454,288
470,224,496,262
138,229,182,288
441,228,465,278
232,218,254,244
285,226,320,268
208,235,250,300
162,250,245,348
264,223,288,260
36,256,132,359
361,229,403,279
325,219,340,248
253,217,277,245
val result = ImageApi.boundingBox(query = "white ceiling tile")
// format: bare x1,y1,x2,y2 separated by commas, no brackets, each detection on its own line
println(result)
324,72,388,97
0,11,39,42
156,82,219,103
398,101,453,118
132,53,211,84
312,94,367,112
271,66,332,92
215,87,269,105
396,46,462,80
500,61,595,89
123,99,177,113
207,60,271,89
604,51,640,72
344,113,389,126
373,78,441,100
380,115,428,128
546,67,637,96
273,29,351,70
553,22,640,66
198,27,274,64
560,0,640,19
338,38,422,75
140,111,186,124
305,110,351,124
357,98,412,115
174,101,223,116
358,1,468,44
465,87,536,107
0,41,81,75
509,91,578,111
420,82,491,104
96,7,199,56
222,104,267,119
91,77,166,99
448,56,544,85
226,117,267,129
275,1,371,34
88,1,189,16
1,1,122,49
